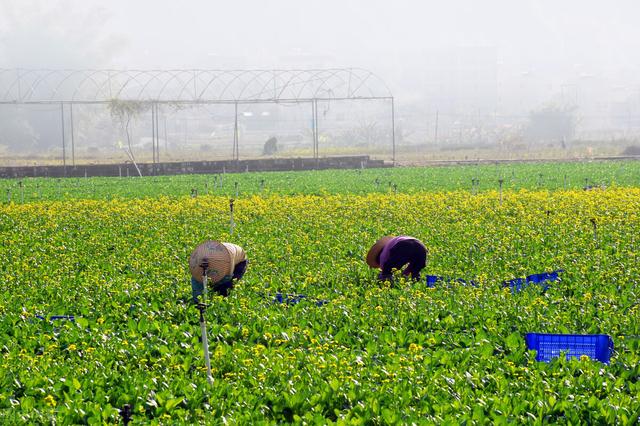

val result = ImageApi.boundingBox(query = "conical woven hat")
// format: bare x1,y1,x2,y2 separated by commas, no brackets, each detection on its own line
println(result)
366,236,394,268
189,240,233,284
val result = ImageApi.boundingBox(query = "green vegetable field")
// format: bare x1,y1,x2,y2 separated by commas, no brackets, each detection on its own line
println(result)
1,161,639,424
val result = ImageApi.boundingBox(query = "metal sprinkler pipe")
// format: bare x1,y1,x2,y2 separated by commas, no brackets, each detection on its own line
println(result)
201,261,209,302
230,199,235,235
197,261,213,385
119,404,132,425
197,302,214,386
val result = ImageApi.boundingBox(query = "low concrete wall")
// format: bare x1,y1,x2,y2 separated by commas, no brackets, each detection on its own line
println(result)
0,156,390,178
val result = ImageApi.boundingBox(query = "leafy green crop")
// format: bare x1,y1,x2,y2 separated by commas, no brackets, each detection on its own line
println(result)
0,163,639,424
1,160,639,202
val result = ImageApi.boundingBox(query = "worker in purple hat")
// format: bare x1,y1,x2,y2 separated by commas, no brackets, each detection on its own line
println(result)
366,236,428,281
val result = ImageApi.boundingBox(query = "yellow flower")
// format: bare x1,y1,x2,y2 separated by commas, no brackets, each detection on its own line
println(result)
409,343,422,352
44,394,56,407
580,354,590,361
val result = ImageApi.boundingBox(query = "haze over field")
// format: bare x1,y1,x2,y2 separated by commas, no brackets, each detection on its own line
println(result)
1,0,640,162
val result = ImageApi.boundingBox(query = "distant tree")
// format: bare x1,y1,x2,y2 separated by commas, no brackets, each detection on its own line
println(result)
524,105,577,146
0,1,125,154
0,106,39,152
263,136,278,155
108,100,153,176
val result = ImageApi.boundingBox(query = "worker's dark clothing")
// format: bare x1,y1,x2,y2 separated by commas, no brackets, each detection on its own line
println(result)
378,237,427,281
191,259,247,302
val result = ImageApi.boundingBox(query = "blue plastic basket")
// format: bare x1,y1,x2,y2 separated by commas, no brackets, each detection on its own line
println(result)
425,275,478,288
527,269,564,284
525,333,614,364
36,315,75,323
505,269,564,293
272,293,327,307
425,275,445,288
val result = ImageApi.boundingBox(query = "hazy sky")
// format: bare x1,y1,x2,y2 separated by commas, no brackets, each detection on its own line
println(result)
1,0,640,112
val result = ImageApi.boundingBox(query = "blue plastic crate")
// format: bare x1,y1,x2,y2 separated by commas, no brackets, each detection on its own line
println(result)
505,269,564,293
504,277,527,292
526,269,565,284
272,293,327,307
35,315,75,323
425,275,445,288
525,333,614,364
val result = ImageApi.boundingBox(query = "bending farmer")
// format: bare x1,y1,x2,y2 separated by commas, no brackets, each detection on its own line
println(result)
366,235,428,281
189,240,247,302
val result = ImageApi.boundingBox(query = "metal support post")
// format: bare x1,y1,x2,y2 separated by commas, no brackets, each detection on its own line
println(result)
70,103,75,167
233,102,239,161
60,102,67,176
391,97,396,165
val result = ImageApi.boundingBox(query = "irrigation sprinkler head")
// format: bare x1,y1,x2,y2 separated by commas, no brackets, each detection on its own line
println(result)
120,404,132,425
196,301,208,313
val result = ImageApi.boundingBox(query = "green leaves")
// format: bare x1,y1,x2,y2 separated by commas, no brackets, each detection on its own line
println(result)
505,332,522,352
0,165,639,423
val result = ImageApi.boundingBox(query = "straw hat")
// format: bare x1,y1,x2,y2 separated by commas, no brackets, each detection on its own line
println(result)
366,236,394,268
189,240,233,284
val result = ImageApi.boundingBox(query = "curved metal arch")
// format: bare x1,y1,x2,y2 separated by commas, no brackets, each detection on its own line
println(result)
351,67,392,98
157,69,194,100
235,70,278,101
112,70,154,100
174,70,200,101
247,69,283,101
311,69,350,99
194,70,230,101
272,69,313,100
0,68,392,103
217,69,261,101
53,69,90,100
71,69,111,101
91,69,124,101
24,69,61,101
5,69,40,101
346,69,376,98
135,69,170,100
294,69,339,100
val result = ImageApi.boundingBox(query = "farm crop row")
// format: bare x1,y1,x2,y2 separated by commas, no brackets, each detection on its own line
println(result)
1,160,639,202
1,187,639,423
